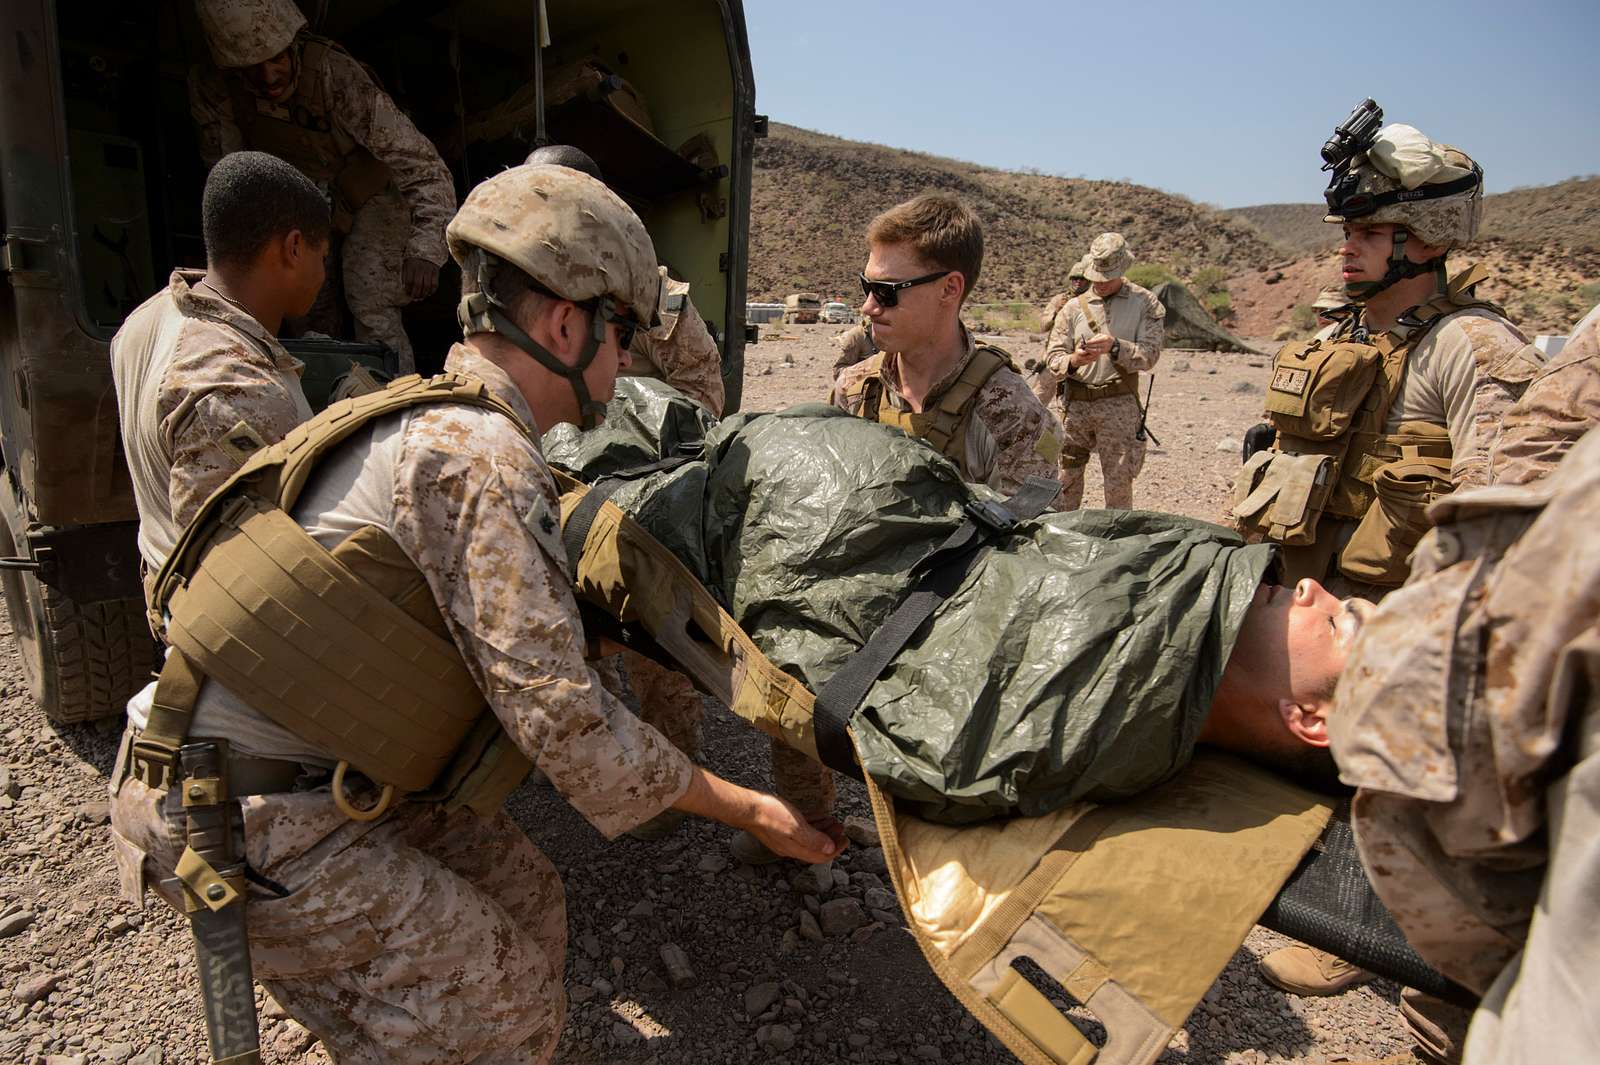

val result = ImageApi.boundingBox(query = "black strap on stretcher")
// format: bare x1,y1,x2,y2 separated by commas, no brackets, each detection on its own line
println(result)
811,476,1062,778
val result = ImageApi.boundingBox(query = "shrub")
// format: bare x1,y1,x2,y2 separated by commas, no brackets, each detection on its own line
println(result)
1190,266,1229,299
1125,263,1177,289
1291,304,1319,333
1205,290,1233,321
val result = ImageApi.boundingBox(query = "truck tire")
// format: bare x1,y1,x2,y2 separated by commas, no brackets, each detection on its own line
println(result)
0,492,154,725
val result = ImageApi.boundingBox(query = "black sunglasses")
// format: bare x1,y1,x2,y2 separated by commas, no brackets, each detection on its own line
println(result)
859,270,951,308
600,306,639,349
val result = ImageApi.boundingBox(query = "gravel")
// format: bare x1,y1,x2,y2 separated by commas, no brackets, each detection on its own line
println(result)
0,329,1424,1063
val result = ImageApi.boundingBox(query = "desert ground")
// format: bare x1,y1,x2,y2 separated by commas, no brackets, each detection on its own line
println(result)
0,324,1430,1065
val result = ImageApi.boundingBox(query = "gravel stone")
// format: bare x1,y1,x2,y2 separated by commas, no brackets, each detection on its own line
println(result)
0,910,37,938
744,981,782,1018
756,1022,797,1054
819,898,868,938
14,972,62,1005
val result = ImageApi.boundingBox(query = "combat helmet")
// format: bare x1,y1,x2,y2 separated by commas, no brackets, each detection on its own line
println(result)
449,163,660,427
195,0,307,69
1319,101,1483,300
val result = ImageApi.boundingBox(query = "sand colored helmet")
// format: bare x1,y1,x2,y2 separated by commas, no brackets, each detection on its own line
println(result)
1082,233,1133,282
449,163,659,329
449,164,661,427
1323,126,1482,249
1311,286,1347,312
195,0,307,69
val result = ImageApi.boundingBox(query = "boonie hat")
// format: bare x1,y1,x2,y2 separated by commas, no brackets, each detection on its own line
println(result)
1083,233,1133,282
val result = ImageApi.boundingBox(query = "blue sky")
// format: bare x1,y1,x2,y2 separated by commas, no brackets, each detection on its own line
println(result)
744,0,1600,207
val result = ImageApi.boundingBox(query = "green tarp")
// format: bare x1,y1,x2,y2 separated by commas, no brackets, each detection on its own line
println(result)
545,380,1275,823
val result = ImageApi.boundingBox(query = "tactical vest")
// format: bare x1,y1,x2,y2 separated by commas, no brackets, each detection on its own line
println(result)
224,35,392,230
844,346,1013,479
1231,265,1505,587
133,374,536,820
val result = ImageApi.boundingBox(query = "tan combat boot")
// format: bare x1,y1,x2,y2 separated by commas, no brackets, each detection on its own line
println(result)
1258,944,1377,996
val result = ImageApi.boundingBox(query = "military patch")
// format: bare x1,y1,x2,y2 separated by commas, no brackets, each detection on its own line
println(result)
523,492,571,581
1271,367,1310,395
217,420,269,465
1034,429,1063,465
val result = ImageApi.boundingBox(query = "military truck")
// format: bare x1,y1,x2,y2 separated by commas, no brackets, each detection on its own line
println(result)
783,291,821,323
0,0,760,723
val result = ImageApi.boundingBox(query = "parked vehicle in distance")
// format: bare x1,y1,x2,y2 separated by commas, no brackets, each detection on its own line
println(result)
783,292,822,324
820,301,853,324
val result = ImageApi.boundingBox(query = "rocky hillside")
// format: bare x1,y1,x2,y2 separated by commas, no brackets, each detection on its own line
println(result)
750,124,1599,336
748,124,1279,302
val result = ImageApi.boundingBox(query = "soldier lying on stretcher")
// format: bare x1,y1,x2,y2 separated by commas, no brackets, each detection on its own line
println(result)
544,384,1373,823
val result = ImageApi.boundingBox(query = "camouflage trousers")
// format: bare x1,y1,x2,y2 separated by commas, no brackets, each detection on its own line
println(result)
1052,392,1146,510
596,653,835,821
109,745,566,1064
597,651,705,760
344,189,416,374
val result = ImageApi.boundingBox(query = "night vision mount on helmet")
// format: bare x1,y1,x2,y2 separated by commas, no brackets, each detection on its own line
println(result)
1319,100,1484,301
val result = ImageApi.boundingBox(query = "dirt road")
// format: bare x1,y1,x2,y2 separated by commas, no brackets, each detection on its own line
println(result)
0,323,1426,1064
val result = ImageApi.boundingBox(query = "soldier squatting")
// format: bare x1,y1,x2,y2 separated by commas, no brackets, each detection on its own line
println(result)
86,4,1600,1062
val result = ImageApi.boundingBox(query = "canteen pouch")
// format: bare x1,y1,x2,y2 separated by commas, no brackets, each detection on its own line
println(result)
1230,450,1336,546
1338,454,1454,586
1263,339,1384,440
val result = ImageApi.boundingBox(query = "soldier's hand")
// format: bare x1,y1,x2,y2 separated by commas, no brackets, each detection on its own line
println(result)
1069,346,1098,368
745,794,846,864
1083,333,1115,357
402,257,440,301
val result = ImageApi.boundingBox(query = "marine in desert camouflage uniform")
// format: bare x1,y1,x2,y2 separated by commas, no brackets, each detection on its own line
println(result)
1042,233,1164,510
1488,304,1600,486
108,165,840,1063
1026,257,1091,405
188,0,457,373
1245,120,1543,1019
830,316,877,381
629,265,726,414
110,152,323,574
1330,427,1600,1065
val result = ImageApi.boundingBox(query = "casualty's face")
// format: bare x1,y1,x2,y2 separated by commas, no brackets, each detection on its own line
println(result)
860,241,943,357
242,49,297,103
1264,579,1372,710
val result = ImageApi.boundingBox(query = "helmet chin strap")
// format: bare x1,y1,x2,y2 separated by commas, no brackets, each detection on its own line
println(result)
1343,228,1445,302
456,253,611,429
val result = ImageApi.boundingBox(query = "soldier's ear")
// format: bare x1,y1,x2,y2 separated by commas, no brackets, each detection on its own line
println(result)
1277,699,1330,749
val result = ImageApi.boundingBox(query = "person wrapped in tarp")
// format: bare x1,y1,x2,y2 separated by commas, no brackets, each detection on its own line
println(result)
544,378,1366,826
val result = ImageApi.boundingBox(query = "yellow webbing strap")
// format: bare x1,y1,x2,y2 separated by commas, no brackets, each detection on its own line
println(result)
131,650,204,790
864,749,1332,1065
922,346,1010,454
557,480,823,762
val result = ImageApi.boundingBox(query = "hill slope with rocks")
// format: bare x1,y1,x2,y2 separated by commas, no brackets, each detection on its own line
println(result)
750,125,1598,337
748,124,1279,302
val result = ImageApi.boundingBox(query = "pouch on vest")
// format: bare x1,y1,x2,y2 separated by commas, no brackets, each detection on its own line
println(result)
1338,451,1454,587
1263,338,1383,441
1230,450,1335,546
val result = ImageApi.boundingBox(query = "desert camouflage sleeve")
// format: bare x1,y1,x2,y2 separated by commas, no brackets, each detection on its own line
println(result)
637,298,725,415
831,324,875,380
1043,301,1086,374
185,65,245,167
972,369,1063,498
324,49,455,266
391,406,693,838
1110,289,1165,374
1331,432,1600,996
1429,315,1542,488
158,325,310,529
1489,318,1600,486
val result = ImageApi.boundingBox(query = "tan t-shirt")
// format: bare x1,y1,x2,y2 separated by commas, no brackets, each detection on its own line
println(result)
1043,280,1165,387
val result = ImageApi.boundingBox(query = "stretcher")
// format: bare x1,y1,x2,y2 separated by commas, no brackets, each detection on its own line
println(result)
554,470,1471,1065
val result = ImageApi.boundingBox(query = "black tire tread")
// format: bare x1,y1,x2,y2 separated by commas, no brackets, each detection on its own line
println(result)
33,585,155,725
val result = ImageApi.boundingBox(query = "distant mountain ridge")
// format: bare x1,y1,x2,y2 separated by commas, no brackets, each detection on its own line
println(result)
750,124,1597,334
748,123,1278,302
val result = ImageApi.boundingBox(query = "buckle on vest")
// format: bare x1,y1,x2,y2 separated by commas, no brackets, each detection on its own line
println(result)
963,498,1017,534
130,737,180,791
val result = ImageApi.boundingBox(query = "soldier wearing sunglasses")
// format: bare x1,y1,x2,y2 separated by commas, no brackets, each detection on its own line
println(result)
829,193,1062,494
